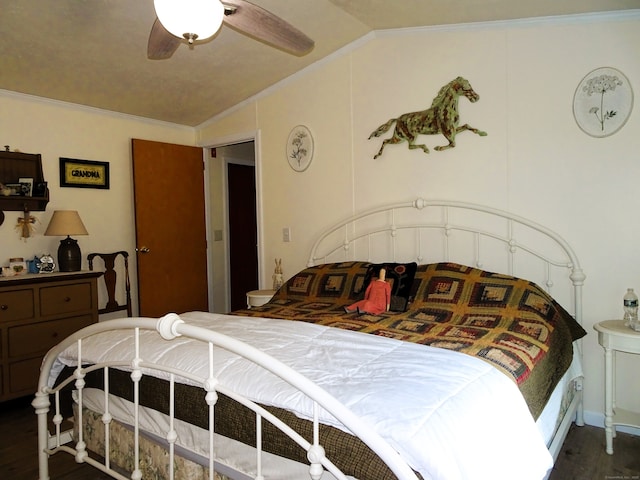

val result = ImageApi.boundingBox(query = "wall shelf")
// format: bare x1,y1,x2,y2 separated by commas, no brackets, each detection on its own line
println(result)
0,150,50,217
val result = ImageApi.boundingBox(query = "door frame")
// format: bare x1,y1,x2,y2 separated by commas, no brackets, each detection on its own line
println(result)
199,130,264,312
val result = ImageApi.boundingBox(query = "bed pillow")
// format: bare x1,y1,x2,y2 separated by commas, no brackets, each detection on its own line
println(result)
275,261,371,302
361,262,418,312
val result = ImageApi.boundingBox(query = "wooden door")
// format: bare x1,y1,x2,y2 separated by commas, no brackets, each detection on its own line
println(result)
131,139,208,317
228,163,258,311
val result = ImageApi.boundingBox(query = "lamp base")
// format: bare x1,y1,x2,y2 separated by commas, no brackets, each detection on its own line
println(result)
57,236,82,272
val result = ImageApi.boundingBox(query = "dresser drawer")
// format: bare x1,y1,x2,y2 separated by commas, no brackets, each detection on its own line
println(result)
40,282,93,317
0,289,35,323
8,315,94,358
9,357,41,395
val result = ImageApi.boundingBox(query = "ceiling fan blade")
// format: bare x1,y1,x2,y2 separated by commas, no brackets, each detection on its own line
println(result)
222,0,314,55
148,18,181,60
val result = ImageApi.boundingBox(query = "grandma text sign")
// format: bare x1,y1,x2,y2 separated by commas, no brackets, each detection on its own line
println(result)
59,158,110,189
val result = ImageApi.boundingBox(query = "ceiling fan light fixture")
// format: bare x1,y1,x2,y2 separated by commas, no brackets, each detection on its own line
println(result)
153,0,224,43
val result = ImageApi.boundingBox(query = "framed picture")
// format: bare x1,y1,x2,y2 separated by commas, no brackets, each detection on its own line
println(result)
286,125,314,172
18,177,33,196
5,183,30,196
33,181,48,197
59,158,110,189
573,67,634,138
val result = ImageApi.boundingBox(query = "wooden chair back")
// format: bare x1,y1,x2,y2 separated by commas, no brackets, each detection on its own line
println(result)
87,251,132,317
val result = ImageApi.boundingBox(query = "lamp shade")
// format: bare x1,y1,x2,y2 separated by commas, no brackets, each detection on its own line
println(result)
44,210,89,272
44,210,89,236
153,0,224,43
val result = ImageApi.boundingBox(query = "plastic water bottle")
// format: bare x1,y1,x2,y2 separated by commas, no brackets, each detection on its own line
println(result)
623,288,638,329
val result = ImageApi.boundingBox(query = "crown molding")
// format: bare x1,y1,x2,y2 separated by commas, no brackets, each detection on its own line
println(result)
0,88,194,131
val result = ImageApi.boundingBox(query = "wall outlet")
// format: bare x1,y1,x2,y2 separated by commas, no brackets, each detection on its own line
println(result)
283,227,291,242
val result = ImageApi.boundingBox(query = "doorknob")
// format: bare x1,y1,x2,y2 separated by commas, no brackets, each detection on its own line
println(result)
136,246,150,253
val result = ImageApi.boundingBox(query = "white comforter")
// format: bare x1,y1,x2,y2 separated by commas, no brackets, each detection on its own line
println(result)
50,311,553,480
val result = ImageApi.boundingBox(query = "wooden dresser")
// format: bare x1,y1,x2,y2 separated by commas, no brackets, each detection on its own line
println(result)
0,271,101,401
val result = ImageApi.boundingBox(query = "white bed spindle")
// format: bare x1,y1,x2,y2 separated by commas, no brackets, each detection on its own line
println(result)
545,262,554,293
441,206,450,262
167,374,177,480
206,342,218,480
473,231,483,268
102,366,112,470
255,413,264,480
308,402,326,480
506,220,516,275
131,328,142,480
74,338,87,463
52,390,63,444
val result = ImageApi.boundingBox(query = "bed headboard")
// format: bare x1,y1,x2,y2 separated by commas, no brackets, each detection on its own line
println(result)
307,198,585,324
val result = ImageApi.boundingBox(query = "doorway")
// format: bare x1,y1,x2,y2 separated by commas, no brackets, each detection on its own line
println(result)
207,140,261,313
227,162,258,310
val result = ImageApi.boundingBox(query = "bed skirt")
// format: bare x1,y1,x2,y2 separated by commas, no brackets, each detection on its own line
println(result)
76,405,229,480
75,403,361,480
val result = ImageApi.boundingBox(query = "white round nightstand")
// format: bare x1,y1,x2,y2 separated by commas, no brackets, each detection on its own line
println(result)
594,319,640,454
246,289,276,309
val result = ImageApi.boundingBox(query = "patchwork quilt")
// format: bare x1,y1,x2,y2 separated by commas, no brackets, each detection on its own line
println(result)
235,261,586,418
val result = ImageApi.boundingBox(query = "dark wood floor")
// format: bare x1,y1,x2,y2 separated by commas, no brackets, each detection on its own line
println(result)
549,421,640,480
2,395,639,479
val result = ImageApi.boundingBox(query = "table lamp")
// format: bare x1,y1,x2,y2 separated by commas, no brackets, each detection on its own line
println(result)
44,210,89,272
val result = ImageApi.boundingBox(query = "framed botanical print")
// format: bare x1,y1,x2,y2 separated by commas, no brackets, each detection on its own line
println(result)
286,125,314,172
573,67,633,138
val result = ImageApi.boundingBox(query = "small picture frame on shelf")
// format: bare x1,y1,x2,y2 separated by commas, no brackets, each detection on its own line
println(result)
33,181,48,197
9,258,27,276
18,177,33,196
4,183,27,196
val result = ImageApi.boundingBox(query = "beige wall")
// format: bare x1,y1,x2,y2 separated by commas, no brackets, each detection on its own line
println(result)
197,13,640,430
0,92,196,316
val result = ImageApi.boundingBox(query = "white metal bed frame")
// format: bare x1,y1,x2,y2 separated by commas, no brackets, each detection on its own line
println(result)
307,198,586,462
33,198,585,479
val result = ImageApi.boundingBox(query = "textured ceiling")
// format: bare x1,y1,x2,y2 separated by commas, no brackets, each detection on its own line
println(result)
1,0,638,126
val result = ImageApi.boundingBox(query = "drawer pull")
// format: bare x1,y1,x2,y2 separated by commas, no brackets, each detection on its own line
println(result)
64,297,72,302
1,304,7,310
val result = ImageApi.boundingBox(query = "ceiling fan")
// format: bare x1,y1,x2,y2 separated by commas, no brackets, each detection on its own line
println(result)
148,0,315,60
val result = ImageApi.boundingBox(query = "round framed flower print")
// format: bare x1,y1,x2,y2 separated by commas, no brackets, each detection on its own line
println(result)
573,67,633,138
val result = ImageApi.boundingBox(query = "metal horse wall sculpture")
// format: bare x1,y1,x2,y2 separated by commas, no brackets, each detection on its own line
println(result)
369,76,487,158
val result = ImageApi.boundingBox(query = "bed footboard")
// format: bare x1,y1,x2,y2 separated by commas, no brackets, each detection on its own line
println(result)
34,314,420,480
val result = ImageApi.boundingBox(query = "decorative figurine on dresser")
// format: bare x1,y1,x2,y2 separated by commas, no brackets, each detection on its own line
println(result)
38,253,56,273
